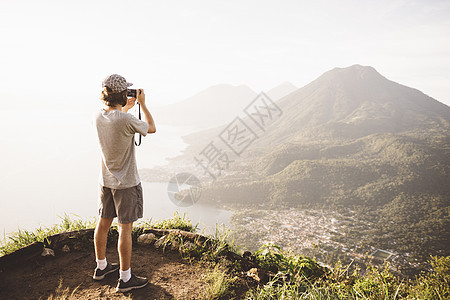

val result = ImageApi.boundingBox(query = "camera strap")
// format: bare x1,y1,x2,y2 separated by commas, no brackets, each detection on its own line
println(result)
135,102,142,146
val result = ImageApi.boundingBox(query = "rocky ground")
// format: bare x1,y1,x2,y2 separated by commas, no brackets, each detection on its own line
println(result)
0,243,242,299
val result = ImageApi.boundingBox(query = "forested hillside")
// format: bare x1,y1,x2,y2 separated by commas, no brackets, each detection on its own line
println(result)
159,65,450,271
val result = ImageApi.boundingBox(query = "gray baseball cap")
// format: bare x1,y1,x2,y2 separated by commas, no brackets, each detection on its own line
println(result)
102,74,133,93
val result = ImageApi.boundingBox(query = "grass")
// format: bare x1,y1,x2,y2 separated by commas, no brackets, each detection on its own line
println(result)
142,220,238,264
200,264,238,300
246,246,450,300
40,278,81,300
1,213,96,256
140,211,198,232
201,224,238,261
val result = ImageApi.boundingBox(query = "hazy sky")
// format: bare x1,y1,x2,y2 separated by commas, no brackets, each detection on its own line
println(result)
0,0,449,108
0,0,449,233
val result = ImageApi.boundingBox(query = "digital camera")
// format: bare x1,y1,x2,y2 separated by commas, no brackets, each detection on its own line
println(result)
127,89,137,98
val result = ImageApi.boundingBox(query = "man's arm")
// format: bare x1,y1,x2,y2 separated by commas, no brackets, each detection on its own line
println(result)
137,89,156,134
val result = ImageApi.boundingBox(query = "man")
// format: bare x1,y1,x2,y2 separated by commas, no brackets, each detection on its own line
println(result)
93,74,156,292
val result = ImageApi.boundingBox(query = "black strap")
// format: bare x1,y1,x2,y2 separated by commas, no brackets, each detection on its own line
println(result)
135,102,142,146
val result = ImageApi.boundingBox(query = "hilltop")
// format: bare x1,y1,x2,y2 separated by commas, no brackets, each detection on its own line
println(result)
0,215,255,299
2,242,212,299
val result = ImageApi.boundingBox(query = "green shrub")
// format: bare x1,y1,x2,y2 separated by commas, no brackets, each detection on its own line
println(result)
254,243,326,281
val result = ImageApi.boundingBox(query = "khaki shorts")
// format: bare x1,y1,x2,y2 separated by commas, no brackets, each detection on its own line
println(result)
98,183,143,224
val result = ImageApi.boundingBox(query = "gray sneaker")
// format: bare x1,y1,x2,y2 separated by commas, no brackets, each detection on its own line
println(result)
92,262,119,280
116,274,148,292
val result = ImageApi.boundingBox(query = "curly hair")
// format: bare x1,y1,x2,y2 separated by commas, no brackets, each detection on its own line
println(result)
101,87,127,107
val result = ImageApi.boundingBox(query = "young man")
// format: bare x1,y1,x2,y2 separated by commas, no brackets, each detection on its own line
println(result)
93,74,156,292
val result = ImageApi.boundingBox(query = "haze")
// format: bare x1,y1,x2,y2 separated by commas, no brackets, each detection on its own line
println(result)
0,0,449,108
0,0,449,234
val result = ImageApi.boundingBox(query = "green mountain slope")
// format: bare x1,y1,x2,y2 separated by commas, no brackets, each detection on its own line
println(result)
185,65,450,264
159,65,450,267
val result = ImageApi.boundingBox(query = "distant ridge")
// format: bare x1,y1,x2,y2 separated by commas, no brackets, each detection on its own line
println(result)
152,84,256,130
152,81,299,132
178,64,450,156
265,82,297,100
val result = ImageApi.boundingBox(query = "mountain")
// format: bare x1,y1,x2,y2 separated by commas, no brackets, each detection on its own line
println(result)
152,84,256,131
163,65,450,263
172,64,449,161
269,64,449,143
265,81,297,100
152,82,298,132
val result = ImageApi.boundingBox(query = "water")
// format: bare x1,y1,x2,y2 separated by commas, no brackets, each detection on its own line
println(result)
140,182,233,234
0,109,232,237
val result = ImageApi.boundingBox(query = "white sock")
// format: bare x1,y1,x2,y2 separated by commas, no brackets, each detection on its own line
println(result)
120,268,131,282
96,258,107,270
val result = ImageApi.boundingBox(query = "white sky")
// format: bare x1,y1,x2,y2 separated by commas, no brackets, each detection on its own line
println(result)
0,0,449,109
0,0,449,233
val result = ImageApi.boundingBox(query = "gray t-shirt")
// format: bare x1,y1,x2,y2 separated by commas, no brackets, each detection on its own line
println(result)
95,109,149,189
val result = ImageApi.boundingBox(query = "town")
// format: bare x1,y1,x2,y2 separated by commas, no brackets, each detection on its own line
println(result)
229,207,418,276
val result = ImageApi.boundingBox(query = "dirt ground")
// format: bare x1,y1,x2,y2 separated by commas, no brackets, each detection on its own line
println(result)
0,244,227,299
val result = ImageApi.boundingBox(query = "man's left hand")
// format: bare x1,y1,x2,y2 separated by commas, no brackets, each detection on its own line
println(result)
122,97,136,113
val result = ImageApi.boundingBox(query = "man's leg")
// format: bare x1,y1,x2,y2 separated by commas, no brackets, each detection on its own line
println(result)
118,222,133,271
92,217,119,280
115,221,148,292
115,185,148,292
94,217,114,260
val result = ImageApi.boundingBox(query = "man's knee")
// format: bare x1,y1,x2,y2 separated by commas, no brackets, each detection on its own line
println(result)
96,217,114,232
118,222,133,235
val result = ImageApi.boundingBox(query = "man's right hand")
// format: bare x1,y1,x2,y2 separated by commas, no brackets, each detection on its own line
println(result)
137,89,146,105
136,88,156,133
